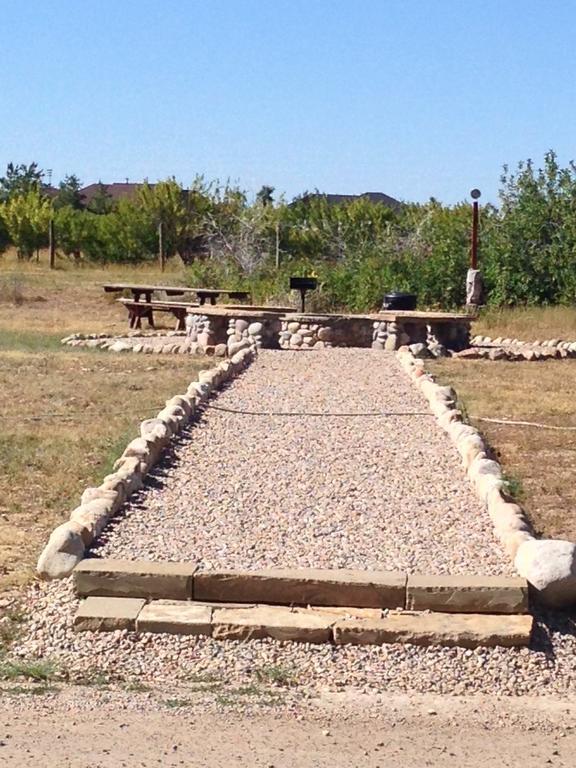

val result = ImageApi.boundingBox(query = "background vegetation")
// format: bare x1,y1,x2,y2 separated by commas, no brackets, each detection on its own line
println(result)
1,151,576,311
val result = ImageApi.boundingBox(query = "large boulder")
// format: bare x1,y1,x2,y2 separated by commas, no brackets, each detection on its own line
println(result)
515,539,576,608
37,521,86,580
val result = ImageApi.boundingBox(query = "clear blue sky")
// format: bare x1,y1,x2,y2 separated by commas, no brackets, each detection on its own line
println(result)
2,0,575,205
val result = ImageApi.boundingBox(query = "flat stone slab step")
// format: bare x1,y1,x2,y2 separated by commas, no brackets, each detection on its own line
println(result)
406,574,528,614
73,597,534,648
74,559,196,601
73,560,529,614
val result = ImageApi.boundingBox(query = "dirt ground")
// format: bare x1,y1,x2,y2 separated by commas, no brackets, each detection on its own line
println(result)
0,689,574,767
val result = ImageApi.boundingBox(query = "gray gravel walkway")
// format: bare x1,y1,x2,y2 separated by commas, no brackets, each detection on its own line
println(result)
15,349,576,698
97,348,509,574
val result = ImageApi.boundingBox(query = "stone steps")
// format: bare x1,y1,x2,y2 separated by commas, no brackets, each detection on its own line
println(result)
73,596,534,648
71,560,533,647
73,559,529,615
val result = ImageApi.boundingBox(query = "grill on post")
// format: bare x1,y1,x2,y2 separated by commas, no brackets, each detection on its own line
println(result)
290,276,318,312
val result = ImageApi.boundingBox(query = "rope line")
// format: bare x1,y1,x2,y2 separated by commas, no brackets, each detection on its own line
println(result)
477,416,576,432
204,403,434,418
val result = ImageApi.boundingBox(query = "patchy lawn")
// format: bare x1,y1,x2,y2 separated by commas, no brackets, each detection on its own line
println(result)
430,358,576,542
0,339,206,593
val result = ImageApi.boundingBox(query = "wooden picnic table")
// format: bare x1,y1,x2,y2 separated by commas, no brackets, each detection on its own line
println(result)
103,283,251,305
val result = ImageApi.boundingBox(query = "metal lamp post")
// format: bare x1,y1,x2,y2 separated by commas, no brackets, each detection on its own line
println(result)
466,188,484,307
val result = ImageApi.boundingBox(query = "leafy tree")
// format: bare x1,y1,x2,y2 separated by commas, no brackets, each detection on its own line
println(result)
1,190,52,259
256,185,275,206
54,206,95,261
85,199,157,263
0,162,44,202
482,150,576,305
55,174,84,210
86,182,114,214
137,179,188,260
0,215,10,255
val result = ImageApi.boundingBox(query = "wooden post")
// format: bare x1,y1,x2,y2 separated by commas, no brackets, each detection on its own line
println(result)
158,220,165,272
471,200,479,270
275,221,280,269
49,218,55,269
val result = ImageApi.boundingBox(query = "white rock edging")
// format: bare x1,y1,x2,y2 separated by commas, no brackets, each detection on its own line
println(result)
36,346,257,580
395,346,576,608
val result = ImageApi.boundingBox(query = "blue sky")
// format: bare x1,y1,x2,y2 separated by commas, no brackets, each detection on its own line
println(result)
1,0,575,204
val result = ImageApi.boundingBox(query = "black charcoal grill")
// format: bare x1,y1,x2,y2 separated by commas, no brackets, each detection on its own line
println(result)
290,276,318,312
381,291,417,311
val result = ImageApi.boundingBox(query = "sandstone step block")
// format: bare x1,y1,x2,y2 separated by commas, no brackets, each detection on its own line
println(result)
74,596,145,632
406,574,529,614
136,601,212,636
333,611,533,648
74,559,197,600
194,568,406,609
212,604,333,643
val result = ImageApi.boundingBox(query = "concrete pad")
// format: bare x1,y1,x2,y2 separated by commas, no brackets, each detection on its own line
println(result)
406,574,529,614
136,601,212,636
212,604,333,643
333,611,533,648
74,596,145,632
194,568,406,608
74,559,197,600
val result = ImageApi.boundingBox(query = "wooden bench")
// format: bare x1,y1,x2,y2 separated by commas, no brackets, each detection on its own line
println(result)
118,299,199,330
104,283,251,305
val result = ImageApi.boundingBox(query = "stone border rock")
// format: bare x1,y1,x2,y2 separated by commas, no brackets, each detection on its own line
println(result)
456,345,576,362
60,331,229,358
72,559,529,615
472,334,576,351
36,346,257,581
397,345,576,608
72,595,534,648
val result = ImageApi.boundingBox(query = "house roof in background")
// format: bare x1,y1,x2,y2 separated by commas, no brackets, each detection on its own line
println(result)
41,185,59,199
80,182,151,205
300,191,402,209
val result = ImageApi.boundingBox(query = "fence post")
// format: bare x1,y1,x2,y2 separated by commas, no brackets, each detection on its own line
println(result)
158,221,165,272
49,218,55,269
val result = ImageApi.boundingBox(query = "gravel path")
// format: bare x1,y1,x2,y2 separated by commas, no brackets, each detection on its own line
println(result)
13,349,576,697
96,348,510,574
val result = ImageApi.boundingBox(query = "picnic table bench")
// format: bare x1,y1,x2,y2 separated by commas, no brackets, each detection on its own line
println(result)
103,283,251,305
117,298,203,330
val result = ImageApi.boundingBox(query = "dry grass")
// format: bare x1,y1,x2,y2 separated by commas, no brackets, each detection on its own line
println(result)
0,254,208,594
430,358,576,541
0,250,188,337
473,306,576,342
0,345,206,592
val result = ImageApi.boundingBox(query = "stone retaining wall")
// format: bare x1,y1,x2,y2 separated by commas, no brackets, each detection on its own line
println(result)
226,316,278,353
279,315,372,349
278,315,472,352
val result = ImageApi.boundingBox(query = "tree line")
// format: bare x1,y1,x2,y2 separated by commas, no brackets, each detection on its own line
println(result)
1,152,575,310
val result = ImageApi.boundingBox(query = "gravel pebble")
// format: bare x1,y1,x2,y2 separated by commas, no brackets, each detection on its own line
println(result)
14,349,576,697
97,349,510,574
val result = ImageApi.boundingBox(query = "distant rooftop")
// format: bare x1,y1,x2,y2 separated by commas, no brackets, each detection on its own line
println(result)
80,182,151,205
297,191,402,210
